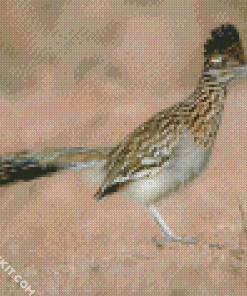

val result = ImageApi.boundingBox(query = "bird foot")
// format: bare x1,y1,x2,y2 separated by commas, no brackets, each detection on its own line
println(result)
152,236,199,244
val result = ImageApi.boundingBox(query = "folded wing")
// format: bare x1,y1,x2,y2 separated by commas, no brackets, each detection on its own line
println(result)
95,104,183,200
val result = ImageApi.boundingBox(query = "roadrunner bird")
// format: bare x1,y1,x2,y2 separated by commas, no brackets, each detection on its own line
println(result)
1,23,247,243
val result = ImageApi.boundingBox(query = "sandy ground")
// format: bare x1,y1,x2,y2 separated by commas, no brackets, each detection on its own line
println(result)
0,0,247,295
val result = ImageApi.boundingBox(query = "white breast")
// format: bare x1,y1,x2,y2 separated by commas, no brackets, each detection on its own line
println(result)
122,131,212,205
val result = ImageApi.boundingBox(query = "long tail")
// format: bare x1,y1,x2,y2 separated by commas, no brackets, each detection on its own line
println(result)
0,147,112,185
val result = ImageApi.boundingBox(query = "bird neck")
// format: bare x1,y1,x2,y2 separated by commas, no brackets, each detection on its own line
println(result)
201,64,235,85
195,66,234,105
180,67,231,148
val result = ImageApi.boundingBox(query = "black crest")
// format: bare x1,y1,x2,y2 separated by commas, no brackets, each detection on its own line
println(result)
204,23,241,56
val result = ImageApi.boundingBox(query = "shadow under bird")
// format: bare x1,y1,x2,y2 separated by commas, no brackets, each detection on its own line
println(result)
1,23,247,244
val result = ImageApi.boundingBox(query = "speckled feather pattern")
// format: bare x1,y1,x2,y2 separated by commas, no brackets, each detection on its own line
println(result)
94,77,226,199
0,24,245,202
94,23,245,199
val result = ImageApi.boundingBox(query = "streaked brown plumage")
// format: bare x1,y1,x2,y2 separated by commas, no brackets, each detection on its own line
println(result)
1,24,246,243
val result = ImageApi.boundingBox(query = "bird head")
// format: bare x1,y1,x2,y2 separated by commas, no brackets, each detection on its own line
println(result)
204,23,247,82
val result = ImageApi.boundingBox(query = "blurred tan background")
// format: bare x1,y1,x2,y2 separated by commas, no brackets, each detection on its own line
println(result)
0,0,247,295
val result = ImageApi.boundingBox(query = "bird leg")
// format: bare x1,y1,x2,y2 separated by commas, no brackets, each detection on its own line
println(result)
148,204,199,244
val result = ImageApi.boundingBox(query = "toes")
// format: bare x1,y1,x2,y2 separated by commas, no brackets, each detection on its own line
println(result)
152,236,199,244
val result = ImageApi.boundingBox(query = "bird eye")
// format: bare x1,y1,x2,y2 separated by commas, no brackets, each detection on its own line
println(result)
211,56,223,63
